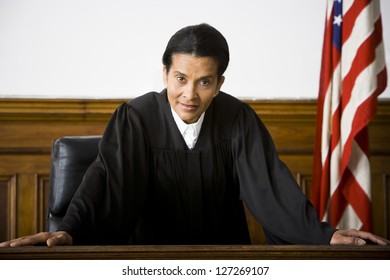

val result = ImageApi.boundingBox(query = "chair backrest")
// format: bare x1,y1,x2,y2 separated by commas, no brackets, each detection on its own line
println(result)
47,136,102,232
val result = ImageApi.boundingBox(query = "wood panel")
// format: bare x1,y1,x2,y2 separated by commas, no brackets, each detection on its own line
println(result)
0,175,17,241
37,175,51,232
381,174,390,238
0,98,389,244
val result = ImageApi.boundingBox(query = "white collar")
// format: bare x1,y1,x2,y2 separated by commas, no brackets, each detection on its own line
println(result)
170,107,205,149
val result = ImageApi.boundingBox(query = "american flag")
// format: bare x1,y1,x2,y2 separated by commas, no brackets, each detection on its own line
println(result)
311,0,387,231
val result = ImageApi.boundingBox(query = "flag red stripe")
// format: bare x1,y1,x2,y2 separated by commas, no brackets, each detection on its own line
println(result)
329,184,347,226
341,0,370,45
317,151,331,220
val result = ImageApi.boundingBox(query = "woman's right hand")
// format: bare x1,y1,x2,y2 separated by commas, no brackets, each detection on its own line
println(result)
0,231,72,247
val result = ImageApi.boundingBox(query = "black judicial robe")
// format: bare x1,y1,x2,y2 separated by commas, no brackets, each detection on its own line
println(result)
59,90,336,245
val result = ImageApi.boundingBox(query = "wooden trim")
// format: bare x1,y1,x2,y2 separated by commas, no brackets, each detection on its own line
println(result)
0,245,389,260
0,148,51,155
0,99,125,122
1,98,388,122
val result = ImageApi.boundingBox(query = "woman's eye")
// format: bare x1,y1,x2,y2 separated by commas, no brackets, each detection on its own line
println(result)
177,76,185,83
200,80,210,86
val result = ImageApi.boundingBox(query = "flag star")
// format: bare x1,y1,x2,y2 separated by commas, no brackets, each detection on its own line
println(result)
333,14,342,26
334,0,342,3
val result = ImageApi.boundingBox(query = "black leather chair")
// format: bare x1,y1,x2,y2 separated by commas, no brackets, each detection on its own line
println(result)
47,136,102,232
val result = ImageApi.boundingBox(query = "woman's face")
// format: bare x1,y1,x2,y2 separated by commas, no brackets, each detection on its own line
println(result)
163,53,225,124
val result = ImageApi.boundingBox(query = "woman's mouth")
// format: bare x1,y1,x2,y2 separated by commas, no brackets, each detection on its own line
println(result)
180,103,199,110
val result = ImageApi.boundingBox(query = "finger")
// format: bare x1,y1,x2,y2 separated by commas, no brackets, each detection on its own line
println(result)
1,237,34,247
340,236,366,245
345,229,390,245
46,232,72,247
46,234,65,247
330,229,366,245
362,234,389,245
0,236,31,247
0,240,13,247
0,237,32,247
9,232,51,247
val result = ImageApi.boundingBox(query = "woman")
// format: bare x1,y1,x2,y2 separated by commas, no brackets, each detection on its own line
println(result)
1,23,388,247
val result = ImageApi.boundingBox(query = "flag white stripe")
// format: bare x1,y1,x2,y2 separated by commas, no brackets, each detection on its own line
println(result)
326,0,334,20
321,82,333,166
336,204,363,230
340,42,386,147
330,141,341,197
348,140,371,198
328,62,343,197
331,64,342,117
343,0,355,16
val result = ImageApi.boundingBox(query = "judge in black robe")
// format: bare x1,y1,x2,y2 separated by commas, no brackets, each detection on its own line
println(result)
58,89,336,245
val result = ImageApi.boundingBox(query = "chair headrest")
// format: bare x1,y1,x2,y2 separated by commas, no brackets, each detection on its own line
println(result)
49,136,101,216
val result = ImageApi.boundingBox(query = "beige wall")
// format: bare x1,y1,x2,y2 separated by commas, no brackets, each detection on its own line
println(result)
0,0,389,100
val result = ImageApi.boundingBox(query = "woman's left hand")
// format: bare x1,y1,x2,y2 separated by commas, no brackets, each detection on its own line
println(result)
330,229,390,245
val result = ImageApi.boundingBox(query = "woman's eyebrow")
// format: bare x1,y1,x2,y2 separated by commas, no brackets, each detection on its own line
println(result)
173,71,215,80
199,75,214,80
173,70,187,76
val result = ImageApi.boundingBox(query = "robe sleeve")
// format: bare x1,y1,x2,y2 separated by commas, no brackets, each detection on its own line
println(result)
231,103,336,244
58,103,150,245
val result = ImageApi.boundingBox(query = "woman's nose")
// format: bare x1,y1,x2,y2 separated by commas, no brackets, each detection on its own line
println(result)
183,83,197,100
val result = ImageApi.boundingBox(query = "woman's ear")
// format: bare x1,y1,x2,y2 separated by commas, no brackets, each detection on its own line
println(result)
215,76,225,97
162,66,168,88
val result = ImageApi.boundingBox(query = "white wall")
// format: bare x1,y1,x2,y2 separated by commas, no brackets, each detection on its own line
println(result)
0,0,389,100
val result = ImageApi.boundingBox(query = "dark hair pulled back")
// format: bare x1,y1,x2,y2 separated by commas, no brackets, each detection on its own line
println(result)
162,23,229,79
